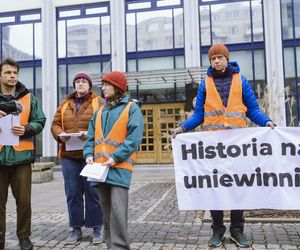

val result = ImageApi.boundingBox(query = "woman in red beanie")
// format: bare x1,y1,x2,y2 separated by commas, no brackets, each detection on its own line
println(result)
51,72,104,245
84,71,144,250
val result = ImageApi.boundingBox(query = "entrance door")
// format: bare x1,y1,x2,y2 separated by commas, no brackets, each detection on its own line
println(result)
136,103,185,164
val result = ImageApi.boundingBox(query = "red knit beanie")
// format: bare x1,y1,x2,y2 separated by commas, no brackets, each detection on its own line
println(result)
208,43,229,62
73,71,93,89
101,71,127,92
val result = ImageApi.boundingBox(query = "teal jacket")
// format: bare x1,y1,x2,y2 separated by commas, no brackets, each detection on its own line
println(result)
0,82,46,166
83,96,144,189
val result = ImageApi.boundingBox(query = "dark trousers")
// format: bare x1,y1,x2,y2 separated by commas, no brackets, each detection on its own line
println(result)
210,210,245,235
61,158,103,228
0,164,32,243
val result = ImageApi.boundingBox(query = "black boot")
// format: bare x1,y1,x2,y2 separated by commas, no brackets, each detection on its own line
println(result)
0,241,4,250
19,237,33,250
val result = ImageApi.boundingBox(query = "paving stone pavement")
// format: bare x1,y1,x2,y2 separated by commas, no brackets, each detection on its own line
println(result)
4,166,300,250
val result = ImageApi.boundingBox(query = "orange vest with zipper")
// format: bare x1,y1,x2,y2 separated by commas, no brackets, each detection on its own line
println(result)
94,102,136,171
203,73,247,131
0,93,34,151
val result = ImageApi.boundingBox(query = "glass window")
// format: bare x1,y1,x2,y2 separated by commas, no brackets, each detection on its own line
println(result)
284,47,296,79
58,64,67,102
252,0,263,42
127,59,137,72
211,2,251,44
34,23,42,59
86,7,108,15
128,2,152,10
254,50,265,80
294,0,300,38
57,20,66,58
67,18,100,57
157,0,181,7
174,8,183,48
20,14,40,22
2,24,33,61
297,47,300,78
126,13,136,52
59,10,81,18
18,67,34,90
137,10,174,51
281,0,293,39
0,16,15,24
230,50,253,80
175,56,184,68
199,5,211,46
101,16,111,54
138,57,174,71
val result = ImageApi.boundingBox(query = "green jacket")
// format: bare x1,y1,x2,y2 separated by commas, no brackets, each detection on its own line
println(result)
83,96,144,189
0,82,46,166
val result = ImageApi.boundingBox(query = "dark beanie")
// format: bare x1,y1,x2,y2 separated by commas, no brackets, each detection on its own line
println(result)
73,71,93,89
208,43,229,62
101,71,127,92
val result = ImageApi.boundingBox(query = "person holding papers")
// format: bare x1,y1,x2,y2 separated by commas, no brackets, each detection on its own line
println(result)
51,71,104,245
0,58,46,250
171,44,276,248
84,71,143,250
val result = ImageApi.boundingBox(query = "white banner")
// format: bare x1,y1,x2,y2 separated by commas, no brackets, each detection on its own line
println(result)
172,127,300,210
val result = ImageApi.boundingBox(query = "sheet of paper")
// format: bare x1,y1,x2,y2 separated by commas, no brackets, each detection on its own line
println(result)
0,114,20,146
59,132,83,137
65,137,85,151
80,163,109,182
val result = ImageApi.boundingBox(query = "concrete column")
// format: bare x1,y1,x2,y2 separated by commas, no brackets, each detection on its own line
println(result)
263,0,286,126
41,0,57,157
110,0,126,71
184,0,200,67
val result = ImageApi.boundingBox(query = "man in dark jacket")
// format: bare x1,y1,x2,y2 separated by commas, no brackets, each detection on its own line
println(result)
172,44,275,248
0,58,46,250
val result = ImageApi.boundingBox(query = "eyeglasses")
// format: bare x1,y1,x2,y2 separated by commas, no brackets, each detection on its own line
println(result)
74,78,89,84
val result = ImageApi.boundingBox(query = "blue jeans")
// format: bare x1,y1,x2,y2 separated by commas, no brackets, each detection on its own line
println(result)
61,158,103,228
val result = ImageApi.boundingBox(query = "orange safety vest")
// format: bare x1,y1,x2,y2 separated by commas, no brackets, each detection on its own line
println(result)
0,93,34,151
203,73,247,131
94,102,136,171
58,96,100,157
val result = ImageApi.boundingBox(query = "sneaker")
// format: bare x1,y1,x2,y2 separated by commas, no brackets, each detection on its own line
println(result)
92,227,103,244
0,242,4,250
19,237,33,250
66,228,82,244
230,230,252,248
208,232,224,247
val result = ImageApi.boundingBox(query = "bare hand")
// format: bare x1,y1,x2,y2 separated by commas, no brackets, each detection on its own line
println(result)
0,110,7,118
11,125,25,136
59,135,70,142
102,158,116,167
266,121,276,129
79,131,87,141
171,126,184,138
86,156,94,164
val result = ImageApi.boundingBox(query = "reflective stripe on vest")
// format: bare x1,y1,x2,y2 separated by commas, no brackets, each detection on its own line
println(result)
58,96,100,157
94,102,136,171
0,93,33,151
203,73,247,131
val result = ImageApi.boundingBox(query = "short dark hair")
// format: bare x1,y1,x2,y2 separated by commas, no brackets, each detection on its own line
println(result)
0,58,20,74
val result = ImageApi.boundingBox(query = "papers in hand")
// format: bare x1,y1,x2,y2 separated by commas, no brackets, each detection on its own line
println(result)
80,163,109,182
0,114,20,146
59,132,85,151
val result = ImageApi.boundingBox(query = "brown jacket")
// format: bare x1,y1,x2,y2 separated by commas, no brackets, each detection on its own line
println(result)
51,90,102,159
